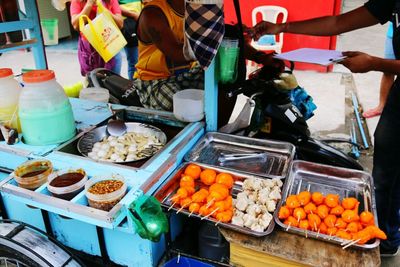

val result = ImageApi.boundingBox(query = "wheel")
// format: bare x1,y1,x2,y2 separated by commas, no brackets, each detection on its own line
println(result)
0,244,41,267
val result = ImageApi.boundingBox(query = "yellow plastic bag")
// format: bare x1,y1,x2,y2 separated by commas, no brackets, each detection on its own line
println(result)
79,11,126,62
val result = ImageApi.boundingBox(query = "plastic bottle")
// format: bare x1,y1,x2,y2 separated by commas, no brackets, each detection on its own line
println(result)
0,68,22,132
19,70,76,145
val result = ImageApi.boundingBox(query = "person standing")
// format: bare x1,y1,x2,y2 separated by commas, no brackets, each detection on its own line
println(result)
363,22,396,118
251,0,400,256
119,0,141,80
70,0,123,76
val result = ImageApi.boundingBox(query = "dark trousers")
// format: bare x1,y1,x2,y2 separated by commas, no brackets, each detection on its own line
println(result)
373,77,400,250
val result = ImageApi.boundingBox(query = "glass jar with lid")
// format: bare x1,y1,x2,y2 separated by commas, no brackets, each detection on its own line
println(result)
0,68,22,131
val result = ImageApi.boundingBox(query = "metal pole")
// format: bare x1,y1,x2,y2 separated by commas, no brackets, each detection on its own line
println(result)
351,92,369,149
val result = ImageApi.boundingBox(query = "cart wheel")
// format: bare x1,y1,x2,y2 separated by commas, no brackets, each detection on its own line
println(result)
0,244,41,267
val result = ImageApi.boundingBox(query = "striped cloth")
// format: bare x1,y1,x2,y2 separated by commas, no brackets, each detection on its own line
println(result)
184,0,225,69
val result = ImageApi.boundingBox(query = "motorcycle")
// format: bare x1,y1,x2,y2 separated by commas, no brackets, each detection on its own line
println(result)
87,67,363,170
220,65,363,170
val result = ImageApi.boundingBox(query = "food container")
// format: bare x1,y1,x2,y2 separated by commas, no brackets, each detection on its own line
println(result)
79,87,110,103
185,132,295,179
153,162,282,237
47,169,88,200
173,89,204,122
19,70,76,145
274,160,379,249
0,68,22,132
85,174,127,211
13,159,53,190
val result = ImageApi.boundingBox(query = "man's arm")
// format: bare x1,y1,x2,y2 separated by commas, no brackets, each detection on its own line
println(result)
139,7,188,64
120,5,139,20
341,51,400,75
252,6,379,40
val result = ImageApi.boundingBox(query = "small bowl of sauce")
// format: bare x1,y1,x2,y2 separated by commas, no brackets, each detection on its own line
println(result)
13,159,53,190
47,169,88,200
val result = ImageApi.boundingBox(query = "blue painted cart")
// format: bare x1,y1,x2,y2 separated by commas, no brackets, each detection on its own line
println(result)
0,1,222,265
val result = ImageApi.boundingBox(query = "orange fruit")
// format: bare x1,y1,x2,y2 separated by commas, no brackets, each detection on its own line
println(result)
324,194,340,208
297,191,311,206
299,219,310,230
286,195,301,209
324,214,337,228
279,206,291,220
200,169,217,185
311,192,324,205
360,211,374,225
335,218,347,229
215,173,234,189
330,205,344,216
341,209,359,223
184,164,202,179
189,202,200,213
346,222,359,233
180,175,195,188
319,222,328,234
308,214,321,231
327,227,337,236
304,202,317,214
287,216,299,227
317,205,329,219
341,197,359,210
293,207,307,221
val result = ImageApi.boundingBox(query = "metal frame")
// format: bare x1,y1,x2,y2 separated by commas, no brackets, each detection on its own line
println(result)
0,0,47,69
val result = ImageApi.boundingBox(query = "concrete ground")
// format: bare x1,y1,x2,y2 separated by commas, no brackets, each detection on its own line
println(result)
0,0,397,265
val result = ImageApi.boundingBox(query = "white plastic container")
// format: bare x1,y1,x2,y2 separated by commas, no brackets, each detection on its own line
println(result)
19,70,76,145
0,68,22,131
79,87,110,103
47,169,88,200
173,89,204,122
85,174,127,211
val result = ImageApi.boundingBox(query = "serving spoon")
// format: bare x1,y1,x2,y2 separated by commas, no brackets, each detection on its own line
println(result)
106,104,127,137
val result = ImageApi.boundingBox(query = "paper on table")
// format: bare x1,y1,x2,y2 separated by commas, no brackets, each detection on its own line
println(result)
273,48,346,66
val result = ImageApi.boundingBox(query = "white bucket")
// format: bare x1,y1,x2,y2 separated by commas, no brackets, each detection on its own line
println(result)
173,89,204,122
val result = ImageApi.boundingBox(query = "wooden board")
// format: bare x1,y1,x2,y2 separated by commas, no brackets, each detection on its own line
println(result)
220,228,380,267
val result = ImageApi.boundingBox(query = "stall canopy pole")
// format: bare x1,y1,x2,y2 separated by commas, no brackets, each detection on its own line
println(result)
205,60,218,132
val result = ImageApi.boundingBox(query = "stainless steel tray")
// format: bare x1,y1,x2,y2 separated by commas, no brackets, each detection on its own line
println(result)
274,160,379,249
184,132,295,179
153,162,281,237
77,122,167,163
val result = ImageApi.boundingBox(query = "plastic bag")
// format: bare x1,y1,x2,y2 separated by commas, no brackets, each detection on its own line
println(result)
79,3,126,62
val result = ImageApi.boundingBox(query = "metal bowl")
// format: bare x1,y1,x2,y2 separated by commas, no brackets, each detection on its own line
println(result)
77,122,167,163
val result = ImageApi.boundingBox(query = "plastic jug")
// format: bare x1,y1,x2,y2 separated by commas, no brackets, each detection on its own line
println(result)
19,70,76,145
0,68,22,132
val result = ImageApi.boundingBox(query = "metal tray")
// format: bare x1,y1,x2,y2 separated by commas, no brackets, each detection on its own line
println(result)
153,162,281,237
77,122,167,163
274,160,379,249
184,132,295,179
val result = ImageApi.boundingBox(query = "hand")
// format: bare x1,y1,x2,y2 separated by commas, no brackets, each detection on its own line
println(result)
86,0,96,6
250,21,283,41
340,51,375,73
259,53,285,72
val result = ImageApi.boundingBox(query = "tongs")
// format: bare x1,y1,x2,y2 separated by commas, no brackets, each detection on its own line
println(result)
218,152,266,163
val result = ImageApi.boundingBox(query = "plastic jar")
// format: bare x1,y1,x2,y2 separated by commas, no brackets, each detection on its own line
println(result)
13,159,53,190
47,169,88,200
173,89,204,122
0,68,22,132
85,174,127,211
19,70,76,145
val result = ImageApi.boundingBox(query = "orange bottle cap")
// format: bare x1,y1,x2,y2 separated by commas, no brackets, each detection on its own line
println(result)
0,68,13,78
22,70,55,83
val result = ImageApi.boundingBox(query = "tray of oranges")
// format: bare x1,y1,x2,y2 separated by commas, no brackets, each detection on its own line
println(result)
274,160,383,249
153,162,283,236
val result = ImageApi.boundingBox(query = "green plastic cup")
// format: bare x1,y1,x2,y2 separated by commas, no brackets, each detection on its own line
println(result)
218,46,240,84
40,18,59,45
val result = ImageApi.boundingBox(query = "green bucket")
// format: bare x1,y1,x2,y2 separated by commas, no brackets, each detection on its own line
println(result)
40,18,58,45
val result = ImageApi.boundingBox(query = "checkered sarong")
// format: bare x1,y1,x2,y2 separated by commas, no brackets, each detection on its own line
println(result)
133,64,204,111
185,0,225,69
